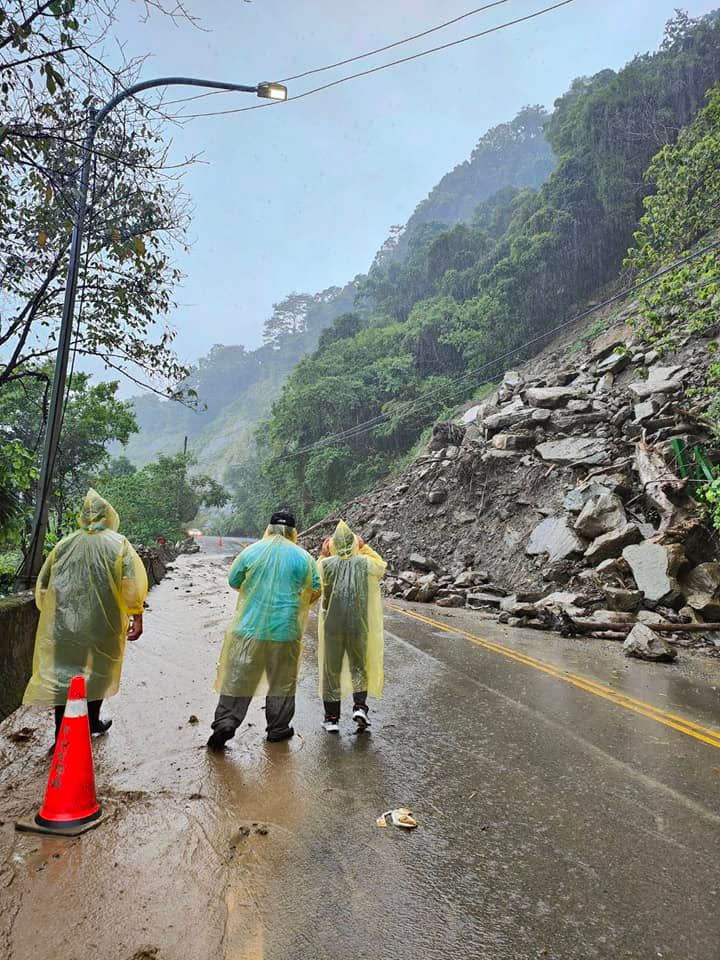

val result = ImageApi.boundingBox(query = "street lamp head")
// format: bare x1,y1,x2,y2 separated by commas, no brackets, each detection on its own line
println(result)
257,81,288,101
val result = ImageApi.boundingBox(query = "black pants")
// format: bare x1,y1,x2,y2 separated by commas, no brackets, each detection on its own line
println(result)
212,693,295,741
54,699,103,737
323,689,367,721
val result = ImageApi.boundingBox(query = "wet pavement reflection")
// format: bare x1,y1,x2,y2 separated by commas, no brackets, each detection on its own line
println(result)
2,552,720,959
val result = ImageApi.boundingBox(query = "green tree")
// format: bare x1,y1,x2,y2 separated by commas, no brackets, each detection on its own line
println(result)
98,454,229,544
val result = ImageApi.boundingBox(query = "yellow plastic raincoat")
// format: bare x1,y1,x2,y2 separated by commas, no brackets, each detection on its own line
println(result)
318,520,386,701
215,524,321,698
23,489,148,706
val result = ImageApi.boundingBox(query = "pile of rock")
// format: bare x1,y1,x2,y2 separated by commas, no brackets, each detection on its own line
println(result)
312,313,720,660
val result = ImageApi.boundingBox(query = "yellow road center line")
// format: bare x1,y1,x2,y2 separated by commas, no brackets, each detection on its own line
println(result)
389,604,720,749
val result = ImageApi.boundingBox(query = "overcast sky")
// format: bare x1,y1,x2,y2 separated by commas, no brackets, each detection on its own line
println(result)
110,0,718,369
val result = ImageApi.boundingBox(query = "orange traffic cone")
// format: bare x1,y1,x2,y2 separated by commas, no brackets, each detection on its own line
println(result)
16,675,107,836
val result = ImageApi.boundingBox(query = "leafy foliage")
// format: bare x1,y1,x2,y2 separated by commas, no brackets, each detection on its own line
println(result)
97,453,228,544
0,366,137,542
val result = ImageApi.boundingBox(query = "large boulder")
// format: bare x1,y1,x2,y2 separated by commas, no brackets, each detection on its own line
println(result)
483,398,531,434
628,366,686,401
623,623,677,662
680,562,720,620
526,386,588,409
574,492,626,539
535,438,611,466
602,586,644,613
622,541,686,605
585,523,642,563
409,553,440,573
526,516,586,562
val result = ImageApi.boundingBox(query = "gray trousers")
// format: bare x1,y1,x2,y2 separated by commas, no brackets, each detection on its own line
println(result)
212,694,295,741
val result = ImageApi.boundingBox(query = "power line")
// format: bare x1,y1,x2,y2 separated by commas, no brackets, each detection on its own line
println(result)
273,236,720,462
178,0,576,121
279,0,514,83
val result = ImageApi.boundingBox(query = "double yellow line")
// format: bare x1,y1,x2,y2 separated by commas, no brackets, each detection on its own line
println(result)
390,604,720,750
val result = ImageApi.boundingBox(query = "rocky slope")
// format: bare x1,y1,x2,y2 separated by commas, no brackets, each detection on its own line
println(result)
301,301,720,659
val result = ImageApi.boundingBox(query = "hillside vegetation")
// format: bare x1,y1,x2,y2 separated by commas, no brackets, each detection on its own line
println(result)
260,10,720,527
126,106,557,501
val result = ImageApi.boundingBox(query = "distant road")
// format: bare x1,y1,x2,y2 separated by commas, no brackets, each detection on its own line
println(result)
195,534,254,556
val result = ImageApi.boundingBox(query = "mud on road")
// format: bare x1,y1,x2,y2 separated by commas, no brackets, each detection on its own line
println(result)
2,552,720,960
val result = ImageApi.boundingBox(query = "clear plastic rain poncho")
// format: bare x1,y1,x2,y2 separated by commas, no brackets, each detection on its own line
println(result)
215,524,321,698
318,520,387,702
23,489,148,707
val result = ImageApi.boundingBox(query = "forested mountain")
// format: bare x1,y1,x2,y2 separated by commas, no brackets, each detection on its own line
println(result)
256,9,720,528
127,105,557,485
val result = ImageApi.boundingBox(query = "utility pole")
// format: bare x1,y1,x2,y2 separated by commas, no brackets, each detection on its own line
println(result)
19,77,288,588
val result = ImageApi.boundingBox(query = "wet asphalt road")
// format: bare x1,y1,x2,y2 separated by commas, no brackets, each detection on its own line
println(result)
2,551,720,960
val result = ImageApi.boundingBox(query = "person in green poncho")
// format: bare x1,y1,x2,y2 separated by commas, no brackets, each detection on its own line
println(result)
317,520,386,733
23,489,148,743
208,510,321,750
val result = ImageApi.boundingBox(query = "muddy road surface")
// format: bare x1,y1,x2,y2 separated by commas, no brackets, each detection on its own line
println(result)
2,551,720,959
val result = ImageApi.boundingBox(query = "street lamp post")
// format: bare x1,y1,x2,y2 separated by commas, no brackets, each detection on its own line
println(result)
20,77,288,588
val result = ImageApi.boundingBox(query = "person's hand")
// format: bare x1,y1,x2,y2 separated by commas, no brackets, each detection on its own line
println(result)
127,614,144,642
320,538,331,558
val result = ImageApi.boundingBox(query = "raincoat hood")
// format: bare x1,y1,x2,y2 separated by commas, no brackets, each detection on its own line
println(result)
329,520,359,559
264,523,298,543
79,488,120,533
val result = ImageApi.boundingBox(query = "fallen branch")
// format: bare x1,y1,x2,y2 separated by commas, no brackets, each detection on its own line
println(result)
570,618,720,635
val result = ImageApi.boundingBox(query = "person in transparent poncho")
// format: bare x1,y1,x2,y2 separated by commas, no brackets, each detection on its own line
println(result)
317,520,386,733
23,488,148,743
208,510,320,750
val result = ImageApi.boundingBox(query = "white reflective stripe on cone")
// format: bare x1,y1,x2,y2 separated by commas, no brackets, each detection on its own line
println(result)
64,698,88,718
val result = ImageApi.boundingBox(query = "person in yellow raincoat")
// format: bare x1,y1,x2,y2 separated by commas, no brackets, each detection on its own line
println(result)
318,520,386,733
208,510,320,750
23,489,148,742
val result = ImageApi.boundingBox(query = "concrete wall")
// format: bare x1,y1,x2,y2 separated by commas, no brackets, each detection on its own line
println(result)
0,592,38,721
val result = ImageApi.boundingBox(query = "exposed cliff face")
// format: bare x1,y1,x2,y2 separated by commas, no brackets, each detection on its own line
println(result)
301,302,720,655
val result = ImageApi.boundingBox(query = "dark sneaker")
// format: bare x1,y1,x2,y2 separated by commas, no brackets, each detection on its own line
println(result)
267,726,294,743
91,718,112,736
352,704,370,730
207,726,235,751
322,717,340,733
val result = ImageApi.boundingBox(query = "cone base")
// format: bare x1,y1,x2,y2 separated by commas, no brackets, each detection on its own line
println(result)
15,803,111,837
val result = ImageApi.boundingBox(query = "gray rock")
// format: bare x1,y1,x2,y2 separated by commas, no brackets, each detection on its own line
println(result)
435,595,465,608
453,570,479,588
483,398,530,433
563,482,612,513
427,489,447,505
398,570,419,584
574,492,626,539
622,541,686,604
502,370,524,390
526,516,586,562
460,404,484,425
466,591,504,609
623,623,677,662
597,350,630,374
633,400,656,423
628,366,686,401
535,591,587,610
567,399,594,413
594,556,633,580
377,530,402,544
536,437,611,466
491,432,534,451
585,523,642,563
681,562,720,620
531,408,553,423
595,372,614,394
454,509,477,524
526,386,588,409
602,586,644,612
591,324,633,360
415,573,439,603
500,594,538,616
409,553,440,573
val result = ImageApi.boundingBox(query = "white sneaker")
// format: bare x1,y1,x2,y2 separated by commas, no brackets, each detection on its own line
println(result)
323,718,340,733
352,705,370,729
